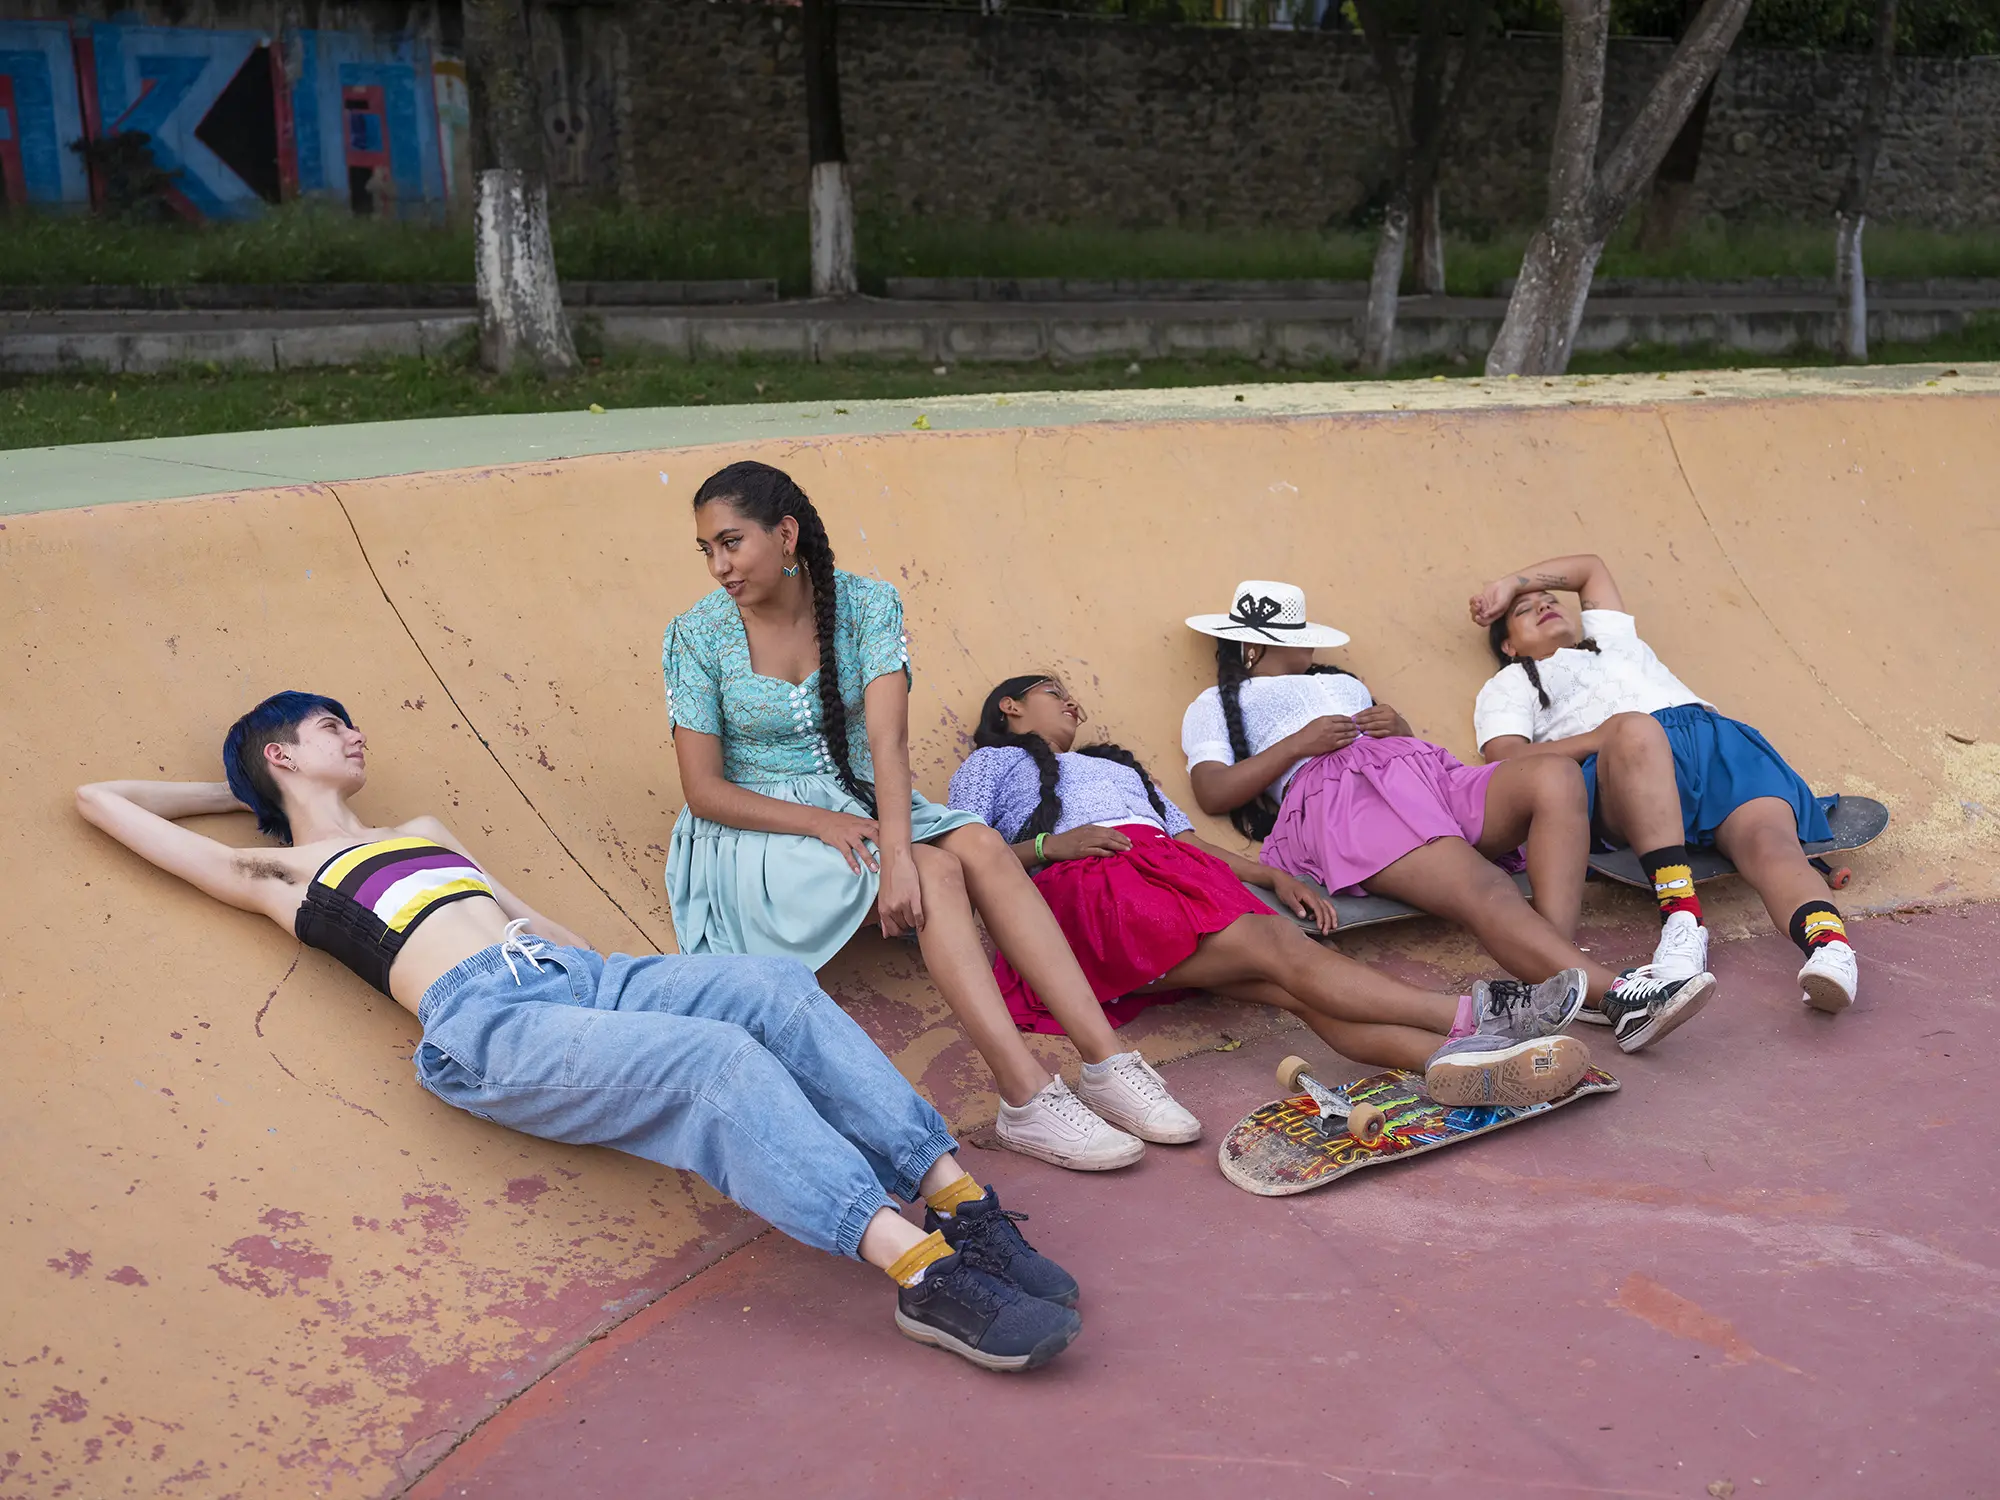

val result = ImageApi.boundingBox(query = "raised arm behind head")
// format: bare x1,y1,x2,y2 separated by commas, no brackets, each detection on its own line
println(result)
1469,554,1624,629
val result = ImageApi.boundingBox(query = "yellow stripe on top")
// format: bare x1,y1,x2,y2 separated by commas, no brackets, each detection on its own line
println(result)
318,835,437,888
382,876,497,934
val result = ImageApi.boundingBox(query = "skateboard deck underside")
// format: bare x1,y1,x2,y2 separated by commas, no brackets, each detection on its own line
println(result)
1588,795,1888,888
1249,870,1535,935
1219,1066,1620,1197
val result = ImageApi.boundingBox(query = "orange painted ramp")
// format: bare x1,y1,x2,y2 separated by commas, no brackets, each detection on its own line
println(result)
4,387,1998,1500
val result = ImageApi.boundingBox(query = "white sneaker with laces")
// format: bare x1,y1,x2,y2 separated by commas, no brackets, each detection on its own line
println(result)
1076,1050,1203,1144
1798,941,1859,1013
995,1075,1145,1171
1649,910,1710,980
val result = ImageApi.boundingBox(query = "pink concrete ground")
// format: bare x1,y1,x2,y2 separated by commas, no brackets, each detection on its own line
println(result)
414,907,1996,1500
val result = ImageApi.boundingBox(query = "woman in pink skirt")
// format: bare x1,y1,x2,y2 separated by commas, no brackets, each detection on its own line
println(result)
1182,581,1712,1051
947,674,1600,1122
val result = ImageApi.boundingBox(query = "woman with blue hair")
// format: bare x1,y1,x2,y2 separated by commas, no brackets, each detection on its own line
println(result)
73,690,1084,1373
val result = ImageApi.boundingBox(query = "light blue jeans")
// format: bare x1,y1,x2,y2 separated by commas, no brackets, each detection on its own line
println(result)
415,939,957,1259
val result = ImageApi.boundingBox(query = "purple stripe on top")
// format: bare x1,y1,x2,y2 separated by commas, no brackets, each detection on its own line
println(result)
351,850,480,910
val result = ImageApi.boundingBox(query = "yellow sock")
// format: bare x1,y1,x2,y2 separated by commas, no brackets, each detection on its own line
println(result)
925,1173,985,1218
885,1229,952,1288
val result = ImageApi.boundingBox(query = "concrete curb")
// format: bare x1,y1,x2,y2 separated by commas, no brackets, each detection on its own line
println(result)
5,297,1989,375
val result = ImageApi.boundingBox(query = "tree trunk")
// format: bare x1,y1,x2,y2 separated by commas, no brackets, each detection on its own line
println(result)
464,0,576,375
1362,197,1412,373
1635,76,1713,251
1635,0,1715,253
802,0,857,298
1834,0,1898,363
1834,213,1868,362
1412,181,1447,294
1486,0,1751,377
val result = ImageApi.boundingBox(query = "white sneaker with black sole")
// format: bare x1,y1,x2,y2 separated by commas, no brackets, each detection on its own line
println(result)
1798,941,1859,1013
1599,967,1717,1053
995,1075,1145,1171
1576,913,1708,1029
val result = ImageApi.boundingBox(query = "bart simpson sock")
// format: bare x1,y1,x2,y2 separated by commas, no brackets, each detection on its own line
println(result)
1638,845,1702,923
1789,900,1850,955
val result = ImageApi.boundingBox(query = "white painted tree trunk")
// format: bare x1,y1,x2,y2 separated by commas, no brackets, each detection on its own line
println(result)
1413,182,1447,295
1361,200,1410,375
1484,224,1605,376
1834,211,1868,363
474,167,578,375
810,160,857,299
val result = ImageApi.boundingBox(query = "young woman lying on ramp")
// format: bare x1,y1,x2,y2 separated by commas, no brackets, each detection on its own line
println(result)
947,675,1594,1108
75,692,1082,1373
1183,581,1715,1055
1472,552,1859,1019
663,461,1197,1173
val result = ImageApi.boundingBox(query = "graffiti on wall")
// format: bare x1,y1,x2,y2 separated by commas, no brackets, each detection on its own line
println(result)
0,17,461,220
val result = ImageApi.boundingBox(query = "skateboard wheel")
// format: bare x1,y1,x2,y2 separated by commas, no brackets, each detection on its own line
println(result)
1277,1055,1313,1094
1826,865,1852,890
1347,1103,1387,1146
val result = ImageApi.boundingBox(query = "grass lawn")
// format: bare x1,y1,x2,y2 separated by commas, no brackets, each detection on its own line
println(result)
3,204,1997,297
6,316,1994,450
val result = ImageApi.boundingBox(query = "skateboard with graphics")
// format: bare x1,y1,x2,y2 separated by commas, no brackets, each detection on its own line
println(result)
1587,795,1888,893
1218,1054,1619,1197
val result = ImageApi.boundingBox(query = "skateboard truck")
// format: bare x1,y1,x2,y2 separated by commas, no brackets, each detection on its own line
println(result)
1276,1056,1389,1147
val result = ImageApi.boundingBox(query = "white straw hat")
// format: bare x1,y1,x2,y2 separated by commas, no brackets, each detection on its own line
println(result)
1185,580,1350,648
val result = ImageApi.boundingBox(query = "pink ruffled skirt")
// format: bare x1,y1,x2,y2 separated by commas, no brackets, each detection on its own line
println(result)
1259,736,1519,896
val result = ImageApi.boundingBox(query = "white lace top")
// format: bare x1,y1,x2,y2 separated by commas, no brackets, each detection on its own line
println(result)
1473,609,1709,747
1182,671,1376,800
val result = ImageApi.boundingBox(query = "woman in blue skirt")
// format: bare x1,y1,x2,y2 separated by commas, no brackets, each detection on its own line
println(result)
664,461,1199,1173
1471,553,1859,1029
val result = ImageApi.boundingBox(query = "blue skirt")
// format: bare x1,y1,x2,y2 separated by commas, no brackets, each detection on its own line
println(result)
1581,704,1835,849
665,774,982,971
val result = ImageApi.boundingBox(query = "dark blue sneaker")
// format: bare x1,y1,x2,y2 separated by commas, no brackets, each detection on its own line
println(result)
895,1251,1081,1372
924,1186,1080,1309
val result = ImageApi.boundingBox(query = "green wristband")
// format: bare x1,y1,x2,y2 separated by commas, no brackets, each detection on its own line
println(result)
1034,832,1048,865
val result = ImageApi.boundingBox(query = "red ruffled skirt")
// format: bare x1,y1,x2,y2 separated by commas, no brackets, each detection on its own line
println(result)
996,823,1270,1034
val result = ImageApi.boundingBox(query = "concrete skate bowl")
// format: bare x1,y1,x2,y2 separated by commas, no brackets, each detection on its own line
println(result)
4,377,1997,1499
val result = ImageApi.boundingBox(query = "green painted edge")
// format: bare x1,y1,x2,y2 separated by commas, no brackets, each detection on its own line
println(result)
5,361,1996,517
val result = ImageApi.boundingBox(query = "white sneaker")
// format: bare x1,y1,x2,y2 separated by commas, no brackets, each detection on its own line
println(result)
1650,911,1710,980
1076,1050,1203,1145
1799,941,1858,1014
995,1075,1145,1171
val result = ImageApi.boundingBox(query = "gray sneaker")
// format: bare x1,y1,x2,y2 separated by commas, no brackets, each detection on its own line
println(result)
1423,1033,1590,1108
1470,968,1589,1041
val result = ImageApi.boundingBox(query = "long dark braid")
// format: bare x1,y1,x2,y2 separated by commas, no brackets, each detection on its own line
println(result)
693,460,876,816
1485,616,1599,710
1212,638,1355,840
973,676,1168,840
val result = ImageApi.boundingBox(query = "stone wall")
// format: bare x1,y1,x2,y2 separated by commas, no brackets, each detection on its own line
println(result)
614,2,2000,231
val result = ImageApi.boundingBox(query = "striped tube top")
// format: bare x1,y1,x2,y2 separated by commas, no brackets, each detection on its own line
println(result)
294,836,498,995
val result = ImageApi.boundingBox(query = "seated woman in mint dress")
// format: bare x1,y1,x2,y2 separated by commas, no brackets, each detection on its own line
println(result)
664,460,1198,1173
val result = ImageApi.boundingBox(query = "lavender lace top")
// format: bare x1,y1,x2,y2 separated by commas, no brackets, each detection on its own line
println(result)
947,745,1195,843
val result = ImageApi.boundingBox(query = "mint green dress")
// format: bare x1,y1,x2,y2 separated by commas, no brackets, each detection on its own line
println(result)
662,570,980,969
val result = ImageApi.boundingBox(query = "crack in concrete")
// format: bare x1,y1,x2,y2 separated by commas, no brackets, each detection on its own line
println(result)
323,483,666,954
1656,408,1935,790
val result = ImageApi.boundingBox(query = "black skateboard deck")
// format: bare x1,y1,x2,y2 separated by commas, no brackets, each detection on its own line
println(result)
1587,795,1888,892
1247,869,1535,935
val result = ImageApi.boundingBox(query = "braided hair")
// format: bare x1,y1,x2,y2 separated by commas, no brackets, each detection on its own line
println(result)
693,460,876,817
972,676,1168,840
1213,637,1356,841
1485,615,1599,710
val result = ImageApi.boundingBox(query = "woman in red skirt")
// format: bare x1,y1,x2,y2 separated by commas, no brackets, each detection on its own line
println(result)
946,675,1599,1134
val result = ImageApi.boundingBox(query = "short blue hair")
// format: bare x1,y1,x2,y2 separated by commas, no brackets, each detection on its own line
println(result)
222,691,354,843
